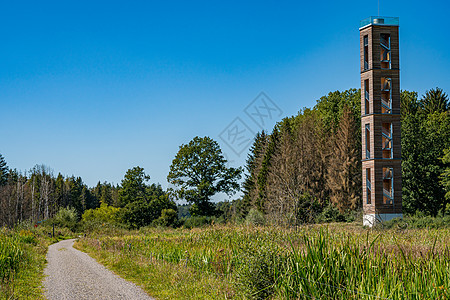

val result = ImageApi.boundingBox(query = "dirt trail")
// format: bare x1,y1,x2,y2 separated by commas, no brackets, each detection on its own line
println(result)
43,239,154,300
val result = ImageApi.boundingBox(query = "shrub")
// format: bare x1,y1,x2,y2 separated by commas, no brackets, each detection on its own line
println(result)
153,209,178,227
119,200,156,229
294,194,322,225
315,204,345,223
81,203,123,231
182,216,213,229
82,203,121,224
119,195,177,229
52,207,78,231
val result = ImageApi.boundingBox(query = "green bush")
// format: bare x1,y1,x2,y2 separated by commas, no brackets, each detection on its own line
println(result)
52,207,78,231
315,204,344,223
119,195,177,229
81,203,123,231
315,204,357,223
153,209,178,227
82,203,121,224
182,216,213,229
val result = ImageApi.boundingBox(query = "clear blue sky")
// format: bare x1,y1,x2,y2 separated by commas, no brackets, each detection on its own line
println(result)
1,0,449,198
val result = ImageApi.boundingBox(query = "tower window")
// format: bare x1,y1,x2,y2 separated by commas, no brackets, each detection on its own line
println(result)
364,80,370,115
364,35,369,70
365,123,371,159
382,123,393,159
366,168,372,204
383,167,394,204
381,77,392,114
380,33,391,69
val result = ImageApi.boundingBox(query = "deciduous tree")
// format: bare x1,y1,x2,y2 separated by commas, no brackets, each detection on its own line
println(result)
167,136,242,216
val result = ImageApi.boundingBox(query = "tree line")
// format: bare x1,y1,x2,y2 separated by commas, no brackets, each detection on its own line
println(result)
0,159,180,228
0,137,239,228
1,87,449,228
0,161,120,227
239,87,450,225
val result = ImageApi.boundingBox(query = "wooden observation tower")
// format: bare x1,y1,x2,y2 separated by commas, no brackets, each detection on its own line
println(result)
360,17,402,226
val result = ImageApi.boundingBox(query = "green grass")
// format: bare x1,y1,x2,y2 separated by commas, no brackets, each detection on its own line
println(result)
0,231,24,284
75,224,450,299
382,214,450,229
74,230,235,299
0,225,75,299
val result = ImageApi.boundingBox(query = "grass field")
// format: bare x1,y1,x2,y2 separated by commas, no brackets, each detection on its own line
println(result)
75,224,450,300
0,225,74,299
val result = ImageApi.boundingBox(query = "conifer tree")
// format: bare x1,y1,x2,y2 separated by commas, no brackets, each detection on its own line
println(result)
266,111,324,225
420,87,449,115
0,153,8,186
266,117,299,225
118,166,150,207
242,131,268,214
326,106,361,212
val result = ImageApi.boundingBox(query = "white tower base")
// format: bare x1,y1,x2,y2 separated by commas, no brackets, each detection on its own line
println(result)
363,213,403,227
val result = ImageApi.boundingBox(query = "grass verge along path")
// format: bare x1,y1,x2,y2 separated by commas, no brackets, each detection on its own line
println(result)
74,232,234,300
0,225,74,300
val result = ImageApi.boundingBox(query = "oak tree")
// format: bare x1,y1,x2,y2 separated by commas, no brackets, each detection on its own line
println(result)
167,136,242,216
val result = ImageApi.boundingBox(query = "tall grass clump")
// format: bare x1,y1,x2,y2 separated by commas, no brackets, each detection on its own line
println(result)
234,240,283,299
277,229,450,299
0,231,24,284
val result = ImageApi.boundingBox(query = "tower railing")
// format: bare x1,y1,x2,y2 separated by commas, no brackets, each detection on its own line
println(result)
381,97,391,113
380,36,390,50
383,169,393,179
383,188,393,201
360,16,399,28
382,126,391,138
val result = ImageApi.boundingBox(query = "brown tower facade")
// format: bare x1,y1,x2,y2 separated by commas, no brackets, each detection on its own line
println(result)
360,17,402,226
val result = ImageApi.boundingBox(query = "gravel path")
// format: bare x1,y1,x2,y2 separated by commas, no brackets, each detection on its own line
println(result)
43,239,154,300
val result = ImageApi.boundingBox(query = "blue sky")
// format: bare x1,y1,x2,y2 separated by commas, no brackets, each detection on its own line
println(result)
1,0,449,198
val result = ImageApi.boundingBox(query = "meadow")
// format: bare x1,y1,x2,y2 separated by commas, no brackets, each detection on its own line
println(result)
75,224,450,300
